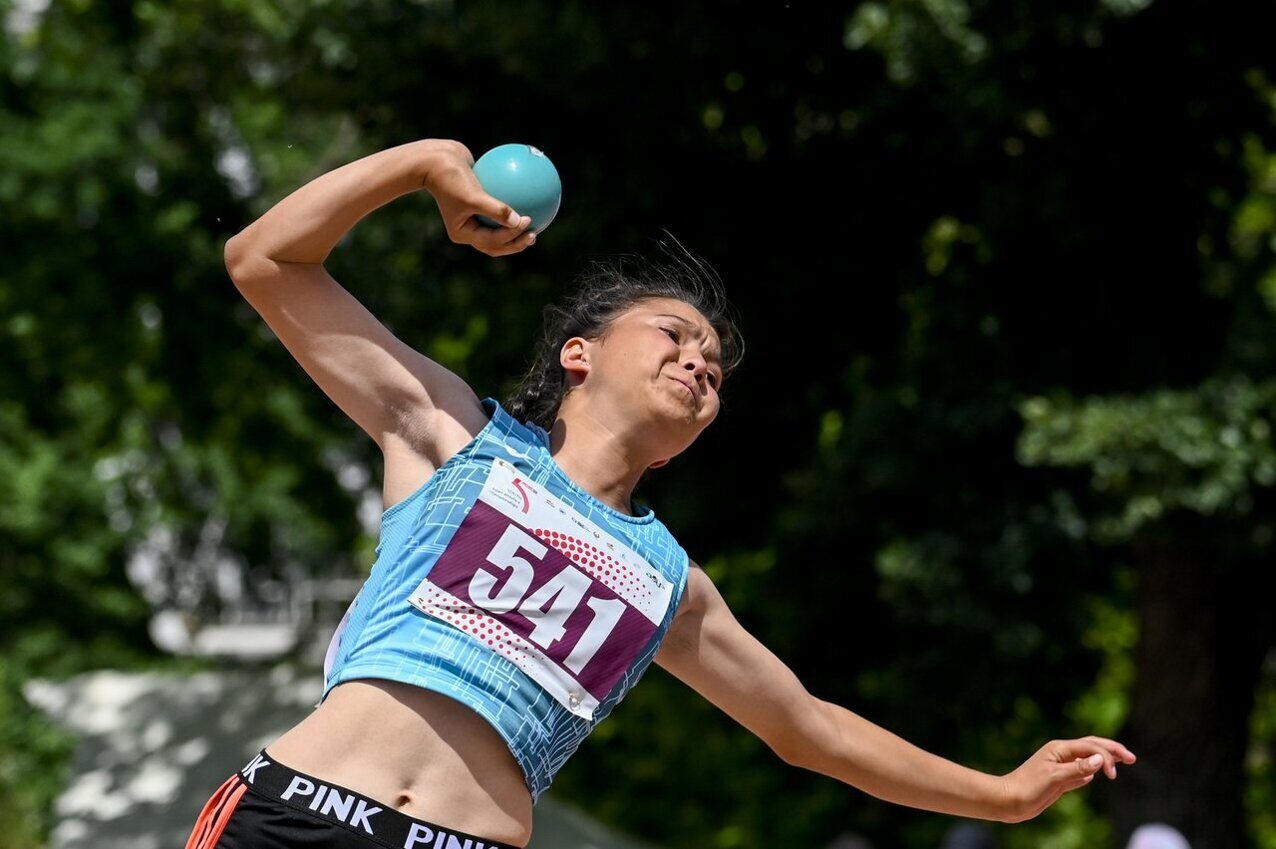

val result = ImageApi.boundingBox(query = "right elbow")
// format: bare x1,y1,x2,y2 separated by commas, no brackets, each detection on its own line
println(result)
224,232,264,284
223,232,247,280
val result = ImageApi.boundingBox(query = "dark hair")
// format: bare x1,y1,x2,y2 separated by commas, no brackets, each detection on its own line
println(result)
505,234,745,433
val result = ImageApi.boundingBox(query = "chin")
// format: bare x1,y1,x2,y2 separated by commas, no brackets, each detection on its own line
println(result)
647,385,712,440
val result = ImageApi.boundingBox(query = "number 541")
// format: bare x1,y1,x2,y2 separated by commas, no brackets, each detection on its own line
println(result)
469,525,625,675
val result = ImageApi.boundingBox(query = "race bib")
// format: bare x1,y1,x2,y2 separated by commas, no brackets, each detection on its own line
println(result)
407,458,675,719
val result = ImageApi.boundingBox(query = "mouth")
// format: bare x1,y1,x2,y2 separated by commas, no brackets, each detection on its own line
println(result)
668,376,697,407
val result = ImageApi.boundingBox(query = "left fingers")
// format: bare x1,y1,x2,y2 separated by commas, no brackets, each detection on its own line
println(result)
1078,736,1137,778
1056,737,1135,780
1080,735,1137,764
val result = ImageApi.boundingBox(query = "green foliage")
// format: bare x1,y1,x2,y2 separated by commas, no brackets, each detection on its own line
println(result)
1018,379,1276,541
1066,590,1138,739
1250,668,1276,848
0,661,75,849
846,0,988,85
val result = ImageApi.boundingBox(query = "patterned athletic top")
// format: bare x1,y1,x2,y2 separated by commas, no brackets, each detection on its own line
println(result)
320,397,691,802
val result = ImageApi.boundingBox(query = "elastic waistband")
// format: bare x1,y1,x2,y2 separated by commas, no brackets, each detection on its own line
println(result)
238,750,519,849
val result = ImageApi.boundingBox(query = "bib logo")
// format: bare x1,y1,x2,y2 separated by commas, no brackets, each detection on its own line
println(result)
512,478,532,513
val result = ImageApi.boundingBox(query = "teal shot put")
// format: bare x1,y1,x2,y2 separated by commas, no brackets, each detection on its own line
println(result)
472,143,562,234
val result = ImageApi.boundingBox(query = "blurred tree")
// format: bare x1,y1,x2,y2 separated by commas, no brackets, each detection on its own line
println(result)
829,2,1276,848
1019,145,1276,844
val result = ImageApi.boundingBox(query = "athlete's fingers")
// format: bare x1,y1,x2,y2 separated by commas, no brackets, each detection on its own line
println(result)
1077,736,1130,778
473,194,521,229
456,213,530,255
1085,748,1114,779
1071,753,1104,778
471,212,531,246
1081,735,1137,764
1049,739,1118,777
495,215,533,245
1031,759,1097,812
1066,737,1128,779
489,228,537,257
478,223,535,257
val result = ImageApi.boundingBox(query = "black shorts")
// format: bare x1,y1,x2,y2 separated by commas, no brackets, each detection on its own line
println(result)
184,749,520,849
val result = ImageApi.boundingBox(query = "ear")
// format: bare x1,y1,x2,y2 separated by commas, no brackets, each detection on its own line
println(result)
648,458,670,470
560,337,590,387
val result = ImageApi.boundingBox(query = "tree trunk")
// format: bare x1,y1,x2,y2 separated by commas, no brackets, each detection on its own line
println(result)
1099,527,1274,849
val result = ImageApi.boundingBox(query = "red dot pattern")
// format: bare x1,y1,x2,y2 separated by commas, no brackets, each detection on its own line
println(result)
416,587,537,675
530,528,654,604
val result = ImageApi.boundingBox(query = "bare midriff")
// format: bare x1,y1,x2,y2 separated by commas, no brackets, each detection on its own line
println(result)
266,678,534,846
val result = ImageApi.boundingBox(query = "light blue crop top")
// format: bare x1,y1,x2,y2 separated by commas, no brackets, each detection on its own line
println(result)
321,397,690,802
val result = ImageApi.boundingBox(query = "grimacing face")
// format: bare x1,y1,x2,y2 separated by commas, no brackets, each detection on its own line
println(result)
561,297,725,462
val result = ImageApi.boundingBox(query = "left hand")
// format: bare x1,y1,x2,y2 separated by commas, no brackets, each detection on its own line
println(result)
997,736,1137,823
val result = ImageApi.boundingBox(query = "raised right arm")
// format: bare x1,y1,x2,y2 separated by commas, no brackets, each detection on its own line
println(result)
223,139,534,480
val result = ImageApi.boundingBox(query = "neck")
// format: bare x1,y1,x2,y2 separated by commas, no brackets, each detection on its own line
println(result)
547,402,659,517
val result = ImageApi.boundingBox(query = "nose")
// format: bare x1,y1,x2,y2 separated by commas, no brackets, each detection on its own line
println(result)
683,354,708,385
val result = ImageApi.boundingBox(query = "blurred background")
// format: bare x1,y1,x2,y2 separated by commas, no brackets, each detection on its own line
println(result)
2,1,1275,848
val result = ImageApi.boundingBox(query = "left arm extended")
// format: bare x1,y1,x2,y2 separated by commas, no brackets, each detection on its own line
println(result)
654,563,1134,823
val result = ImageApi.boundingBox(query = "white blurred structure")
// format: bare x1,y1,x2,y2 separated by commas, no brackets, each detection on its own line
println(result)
1126,823,1191,849
108,445,385,664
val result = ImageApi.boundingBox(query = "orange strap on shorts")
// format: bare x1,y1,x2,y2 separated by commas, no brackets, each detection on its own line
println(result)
184,774,249,849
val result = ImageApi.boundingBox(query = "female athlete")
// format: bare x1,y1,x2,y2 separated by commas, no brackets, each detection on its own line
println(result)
186,138,1135,849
